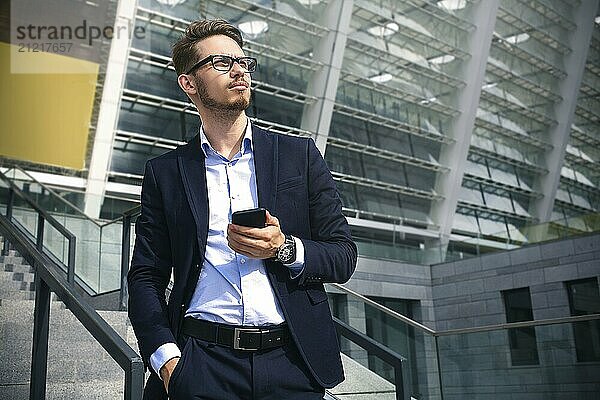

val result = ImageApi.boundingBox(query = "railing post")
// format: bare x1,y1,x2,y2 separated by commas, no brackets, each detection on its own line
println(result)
30,212,50,400
67,235,76,285
37,214,44,250
120,213,132,311
393,358,405,400
30,273,50,400
2,187,14,255
124,358,145,400
434,336,444,400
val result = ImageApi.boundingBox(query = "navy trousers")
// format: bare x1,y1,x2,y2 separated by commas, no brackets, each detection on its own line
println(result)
165,335,325,399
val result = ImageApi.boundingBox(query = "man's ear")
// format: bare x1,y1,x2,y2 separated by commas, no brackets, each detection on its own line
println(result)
177,74,197,95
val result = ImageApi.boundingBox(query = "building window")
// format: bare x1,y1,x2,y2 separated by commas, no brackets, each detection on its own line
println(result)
567,278,600,362
503,287,539,366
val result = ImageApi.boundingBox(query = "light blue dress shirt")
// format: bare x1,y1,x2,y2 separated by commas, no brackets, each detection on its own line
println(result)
150,119,305,375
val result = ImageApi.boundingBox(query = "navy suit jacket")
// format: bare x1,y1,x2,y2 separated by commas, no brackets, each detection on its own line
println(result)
128,125,357,398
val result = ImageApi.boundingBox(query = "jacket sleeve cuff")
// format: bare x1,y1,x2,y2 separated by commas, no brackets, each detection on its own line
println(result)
150,342,181,378
285,236,305,279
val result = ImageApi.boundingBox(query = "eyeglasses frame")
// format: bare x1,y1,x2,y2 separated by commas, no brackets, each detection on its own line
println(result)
184,54,257,75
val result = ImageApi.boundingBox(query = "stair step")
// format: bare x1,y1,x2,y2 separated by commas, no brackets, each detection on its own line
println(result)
0,288,62,301
2,262,34,274
0,378,126,400
0,254,27,266
0,242,143,398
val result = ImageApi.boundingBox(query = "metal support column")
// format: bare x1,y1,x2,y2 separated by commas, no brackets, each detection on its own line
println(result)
300,0,353,154
424,1,501,264
528,0,599,223
84,0,138,218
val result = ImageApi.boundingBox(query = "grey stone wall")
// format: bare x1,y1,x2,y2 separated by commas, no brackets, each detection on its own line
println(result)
430,233,600,399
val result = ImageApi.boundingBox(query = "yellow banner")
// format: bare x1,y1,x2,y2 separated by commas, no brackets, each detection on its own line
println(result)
0,42,99,170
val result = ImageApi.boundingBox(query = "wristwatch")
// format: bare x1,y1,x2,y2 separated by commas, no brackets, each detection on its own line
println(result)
275,234,296,264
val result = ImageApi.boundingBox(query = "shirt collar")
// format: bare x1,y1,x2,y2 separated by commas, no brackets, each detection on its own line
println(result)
199,117,253,158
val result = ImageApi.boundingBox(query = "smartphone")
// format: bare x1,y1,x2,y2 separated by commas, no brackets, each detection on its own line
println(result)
231,207,266,228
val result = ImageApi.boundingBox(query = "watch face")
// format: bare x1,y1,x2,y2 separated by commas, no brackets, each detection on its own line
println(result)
278,245,294,263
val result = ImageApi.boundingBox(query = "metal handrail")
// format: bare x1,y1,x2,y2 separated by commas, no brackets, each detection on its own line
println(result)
333,317,409,400
1,166,137,228
0,213,143,399
118,205,600,343
328,283,437,334
1,171,76,285
2,168,145,298
1,166,103,226
435,313,600,336
119,207,600,336
328,282,600,337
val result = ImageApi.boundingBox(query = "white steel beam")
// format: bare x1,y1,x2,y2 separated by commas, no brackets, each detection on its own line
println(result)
300,0,353,154
424,1,500,264
84,0,137,218
529,0,599,223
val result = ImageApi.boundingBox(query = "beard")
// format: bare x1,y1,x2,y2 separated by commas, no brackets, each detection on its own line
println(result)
194,74,250,113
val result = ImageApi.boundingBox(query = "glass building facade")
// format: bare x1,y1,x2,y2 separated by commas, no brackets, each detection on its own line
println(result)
93,0,598,265
1,2,599,397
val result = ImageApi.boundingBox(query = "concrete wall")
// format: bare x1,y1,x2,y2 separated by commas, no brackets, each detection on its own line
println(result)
430,233,600,399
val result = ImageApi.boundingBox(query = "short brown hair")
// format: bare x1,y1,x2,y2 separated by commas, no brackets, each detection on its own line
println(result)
171,19,244,76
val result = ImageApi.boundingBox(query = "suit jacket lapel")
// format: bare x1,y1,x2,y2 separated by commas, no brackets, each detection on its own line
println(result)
252,125,278,212
177,134,209,253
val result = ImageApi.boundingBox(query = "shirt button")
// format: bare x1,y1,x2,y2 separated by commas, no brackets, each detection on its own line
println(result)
240,258,246,264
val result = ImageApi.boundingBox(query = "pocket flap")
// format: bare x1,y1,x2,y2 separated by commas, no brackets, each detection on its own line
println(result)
306,287,328,305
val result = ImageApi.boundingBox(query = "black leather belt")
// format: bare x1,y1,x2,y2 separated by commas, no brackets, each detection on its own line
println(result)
182,318,289,351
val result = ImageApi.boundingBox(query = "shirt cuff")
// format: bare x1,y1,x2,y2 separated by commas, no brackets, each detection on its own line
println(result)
285,236,305,279
150,342,181,378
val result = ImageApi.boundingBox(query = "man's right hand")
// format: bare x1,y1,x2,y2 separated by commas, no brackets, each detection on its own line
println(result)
160,357,181,393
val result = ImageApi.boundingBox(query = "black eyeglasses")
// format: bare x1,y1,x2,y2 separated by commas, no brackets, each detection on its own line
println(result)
185,54,257,74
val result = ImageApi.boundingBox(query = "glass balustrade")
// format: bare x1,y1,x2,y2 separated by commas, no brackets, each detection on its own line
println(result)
0,167,135,294
327,284,443,400
327,283,600,400
436,319,600,399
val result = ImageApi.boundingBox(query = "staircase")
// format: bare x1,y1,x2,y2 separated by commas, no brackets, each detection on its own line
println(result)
1,246,399,400
0,248,142,400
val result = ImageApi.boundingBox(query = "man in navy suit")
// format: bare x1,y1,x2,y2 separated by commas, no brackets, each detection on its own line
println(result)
127,19,357,399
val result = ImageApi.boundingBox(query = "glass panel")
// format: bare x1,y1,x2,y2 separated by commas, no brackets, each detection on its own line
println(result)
556,188,571,203
99,222,123,293
489,166,519,187
483,192,514,213
10,197,38,240
459,186,484,205
478,218,508,237
64,216,101,293
452,213,479,234
438,320,600,399
43,221,68,270
465,160,489,179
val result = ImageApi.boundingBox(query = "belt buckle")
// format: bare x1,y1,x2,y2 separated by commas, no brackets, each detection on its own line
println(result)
233,327,262,351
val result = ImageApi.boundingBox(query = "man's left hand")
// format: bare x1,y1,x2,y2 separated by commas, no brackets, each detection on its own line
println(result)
227,210,285,259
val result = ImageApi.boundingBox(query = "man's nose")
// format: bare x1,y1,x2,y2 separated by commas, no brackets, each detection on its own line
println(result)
230,61,245,77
